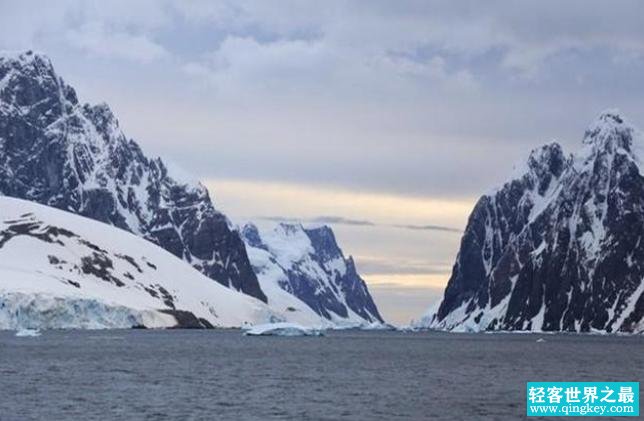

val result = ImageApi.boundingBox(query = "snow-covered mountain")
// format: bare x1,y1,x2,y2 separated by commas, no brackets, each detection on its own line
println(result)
242,223,384,324
0,50,385,328
0,50,265,302
418,110,644,333
0,196,296,330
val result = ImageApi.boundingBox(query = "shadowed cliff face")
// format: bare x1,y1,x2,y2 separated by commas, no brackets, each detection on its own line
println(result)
242,223,384,324
0,51,266,302
424,111,643,333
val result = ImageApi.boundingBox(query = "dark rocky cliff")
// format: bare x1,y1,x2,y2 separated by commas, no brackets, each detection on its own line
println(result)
422,111,643,333
0,51,266,302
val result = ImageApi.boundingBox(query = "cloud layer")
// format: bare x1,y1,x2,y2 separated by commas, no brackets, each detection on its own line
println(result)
3,1,644,199
261,215,461,232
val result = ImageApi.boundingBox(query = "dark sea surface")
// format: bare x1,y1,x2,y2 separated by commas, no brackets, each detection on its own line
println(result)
0,330,642,420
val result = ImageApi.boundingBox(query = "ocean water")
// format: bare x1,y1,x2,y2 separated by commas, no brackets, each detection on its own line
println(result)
0,330,641,420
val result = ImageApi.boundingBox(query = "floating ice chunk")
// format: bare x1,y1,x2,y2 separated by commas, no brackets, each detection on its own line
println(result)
536,338,546,343
359,322,397,331
15,328,41,337
244,322,324,337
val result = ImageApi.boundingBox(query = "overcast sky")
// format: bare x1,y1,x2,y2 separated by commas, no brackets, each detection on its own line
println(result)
3,1,644,324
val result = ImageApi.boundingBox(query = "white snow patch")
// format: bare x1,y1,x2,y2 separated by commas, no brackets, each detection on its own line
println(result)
0,197,293,330
242,222,377,326
612,280,644,333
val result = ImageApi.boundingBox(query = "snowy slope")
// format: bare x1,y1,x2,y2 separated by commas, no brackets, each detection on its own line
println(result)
0,50,387,326
0,196,296,330
418,110,644,333
242,223,384,325
0,50,265,302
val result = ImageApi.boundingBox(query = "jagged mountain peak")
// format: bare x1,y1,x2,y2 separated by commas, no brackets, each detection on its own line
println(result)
525,141,568,187
241,222,384,324
0,50,384,326
0,49,48,61
527,141,565,170
0,50,266,303
583,109,636,152
493,141,569,203
0,50,55,74
421,110,644,333
0,51,64,98
254,222,345,264
574,110,644,180
0,51,78,124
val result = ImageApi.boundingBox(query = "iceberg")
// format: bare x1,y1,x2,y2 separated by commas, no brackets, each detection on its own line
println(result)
359,322,398,331
243,322,325,337
15,328,41,337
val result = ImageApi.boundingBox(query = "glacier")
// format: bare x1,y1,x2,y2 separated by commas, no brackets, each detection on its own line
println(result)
0,196,315,330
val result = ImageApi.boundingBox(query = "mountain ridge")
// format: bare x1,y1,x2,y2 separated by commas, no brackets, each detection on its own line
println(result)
0,50,385,326
242,222,384,324
418,110,644,333
0,50,266,302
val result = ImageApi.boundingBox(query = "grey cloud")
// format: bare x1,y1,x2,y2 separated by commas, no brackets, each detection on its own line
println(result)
259,215,461,233
394,224,461,233
260,215,374,226
310,216,375,226
4,1,644,200
260,216,299,223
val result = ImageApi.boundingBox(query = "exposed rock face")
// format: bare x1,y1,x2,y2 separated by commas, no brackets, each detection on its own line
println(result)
242,223,384,324
0,51,265,302
421,111,643,333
